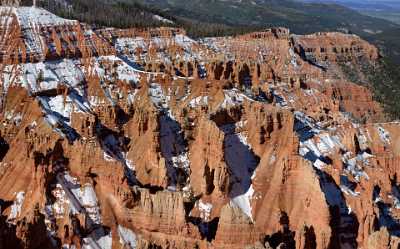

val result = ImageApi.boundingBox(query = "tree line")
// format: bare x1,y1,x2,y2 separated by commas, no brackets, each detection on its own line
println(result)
19,0,262,38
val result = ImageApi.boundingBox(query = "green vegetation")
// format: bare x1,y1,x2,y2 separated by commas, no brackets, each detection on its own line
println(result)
36,0,176,28
28,0,260,38
365,58,400,119
360,10,400,25
339,56,400,119
136,0,393,34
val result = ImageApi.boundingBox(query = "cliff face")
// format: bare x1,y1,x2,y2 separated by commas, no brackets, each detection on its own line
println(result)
0,6,114,65
0,6,398,249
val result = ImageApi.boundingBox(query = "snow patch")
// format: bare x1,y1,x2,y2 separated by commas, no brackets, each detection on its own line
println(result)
220,89,246,108
14,7,76,28
230,185,254,221
153,14,174,24
188,96,208,108
7,191,25,221
51,184,69,218
118,225,137,249
377,126,390,144
197,200,213,222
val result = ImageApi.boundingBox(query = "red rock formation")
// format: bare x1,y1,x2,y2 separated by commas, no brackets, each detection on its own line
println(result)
0,6,399,249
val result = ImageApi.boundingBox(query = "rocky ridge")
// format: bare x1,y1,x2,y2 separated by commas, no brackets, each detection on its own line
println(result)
0,6,398,249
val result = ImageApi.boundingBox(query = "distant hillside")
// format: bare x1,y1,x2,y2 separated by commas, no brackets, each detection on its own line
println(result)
137,0,396,34
24,0,258,38
29,0,177,28
300,0,400,25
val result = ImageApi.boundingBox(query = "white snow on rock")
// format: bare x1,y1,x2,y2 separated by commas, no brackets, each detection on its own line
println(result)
51,184,69,218
115,38,147,54
13,112,23,126
57,173,102,224
342,151,369,182
377,126,390,144
0,65,23,93
237,132,249,146
294,111,321,133
4,110,23,126
313,159,326,169
220,89,247,108
7,191,25,221
100,134,124,162
22,60,93,119
299,142,326,169
81,184,98,207
49,59,85,88
302,139,322,158
221,123,258,221
392,195,400,210
69,90,93,114
118,225,137,249
48,95,73,121
295,112,371,195
94,230,112,249
37,95,80,141
316,133,343,155
125,158,135,171
61,244,77,249
188,96,208,108
159,111,190,188
340,185,360,197
153,14,174,24
171,153,190,170
98,56,141,84
103,152,116,162
23,62,58,91
197,200,213,222
230,185,254,221
148,83,190,188
289,48,299,68
271,89,288,107
391,183,400,209
21,59,85,94
149,83,169,109
127,89,139,106
174,34,196,51
0,7,76,57
57,172,112,249
82,230,112,249
89,96,107,107
295,112,349,170
14,7,76,28
356,128,370,151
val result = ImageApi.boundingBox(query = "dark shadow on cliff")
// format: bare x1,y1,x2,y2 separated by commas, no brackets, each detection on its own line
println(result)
315,169,359,249
158,110,190,189
292,112,359,249
188,217,219,242
210,110,260,199
94,117,139,186
372,176,400,236
264,212,296,249
0,135,9,161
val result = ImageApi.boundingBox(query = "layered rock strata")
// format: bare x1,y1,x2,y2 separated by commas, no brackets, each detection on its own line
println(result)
0,6,398,249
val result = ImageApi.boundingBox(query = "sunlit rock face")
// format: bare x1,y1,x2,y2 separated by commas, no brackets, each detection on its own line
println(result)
0,6,398,249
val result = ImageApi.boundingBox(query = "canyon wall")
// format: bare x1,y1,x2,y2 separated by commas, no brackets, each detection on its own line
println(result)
0,6,398,249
